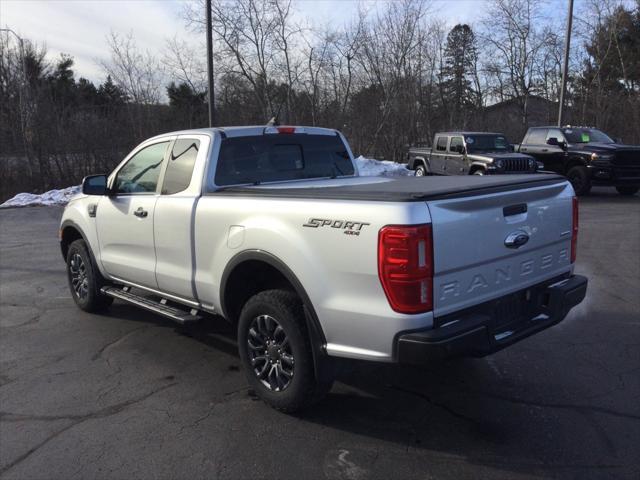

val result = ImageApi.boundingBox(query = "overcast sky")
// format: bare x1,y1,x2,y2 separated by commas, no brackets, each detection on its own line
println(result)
2,0,483,83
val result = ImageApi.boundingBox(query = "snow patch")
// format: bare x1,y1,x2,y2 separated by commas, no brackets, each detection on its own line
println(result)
355,156,412,177
0,157,410,208
0,186,81,208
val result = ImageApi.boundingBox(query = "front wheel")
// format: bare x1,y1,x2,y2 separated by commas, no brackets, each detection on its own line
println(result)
66,239,113,312
472,169,485,176
566,166,592,196
415,164,427,176
237,289,331,412
615,186,639,196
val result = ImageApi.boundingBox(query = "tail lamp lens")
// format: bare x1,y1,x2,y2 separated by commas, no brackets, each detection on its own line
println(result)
571,196,578,263
378,224,433,314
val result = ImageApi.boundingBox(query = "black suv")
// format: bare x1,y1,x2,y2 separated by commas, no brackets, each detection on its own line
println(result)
517,126,640,195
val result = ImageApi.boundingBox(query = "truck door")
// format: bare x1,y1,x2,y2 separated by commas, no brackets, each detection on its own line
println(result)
154,135,210,301
544,128,567,174
432,135,448,174
96,140,170,289
521,128,551,167
447,136,466,174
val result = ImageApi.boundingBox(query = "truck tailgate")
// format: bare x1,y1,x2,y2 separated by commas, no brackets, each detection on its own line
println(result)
427,180,574,317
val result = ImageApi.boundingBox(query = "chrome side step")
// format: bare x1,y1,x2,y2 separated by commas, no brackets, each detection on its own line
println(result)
101,286,202,324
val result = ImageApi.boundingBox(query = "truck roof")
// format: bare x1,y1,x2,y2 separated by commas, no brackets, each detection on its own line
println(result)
147,125,339,141
435,131,505,136
527,125,596,130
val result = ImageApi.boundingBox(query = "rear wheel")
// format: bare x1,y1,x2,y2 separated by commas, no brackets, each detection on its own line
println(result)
237,289,331,412
66,239,113,312
415,164,427,176
472,168,485,176
567,166,592,196
615,186,639,196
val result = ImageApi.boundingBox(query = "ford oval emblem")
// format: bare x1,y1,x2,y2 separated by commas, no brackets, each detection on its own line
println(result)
504,230,530,249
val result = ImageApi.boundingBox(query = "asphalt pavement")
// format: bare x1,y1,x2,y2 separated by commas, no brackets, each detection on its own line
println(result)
1,188,639,480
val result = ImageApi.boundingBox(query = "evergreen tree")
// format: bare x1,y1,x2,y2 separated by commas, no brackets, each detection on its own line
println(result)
439,24,479,129
97,75,128,106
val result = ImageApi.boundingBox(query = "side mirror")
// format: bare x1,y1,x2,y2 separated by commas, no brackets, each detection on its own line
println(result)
615,137,622,144
82,174,109,195
546,137,559,146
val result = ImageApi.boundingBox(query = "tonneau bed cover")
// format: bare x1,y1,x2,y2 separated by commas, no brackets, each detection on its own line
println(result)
213,174,566,202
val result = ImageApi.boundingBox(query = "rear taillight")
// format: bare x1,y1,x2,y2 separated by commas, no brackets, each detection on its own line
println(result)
571,196,579,263
378,224,433,314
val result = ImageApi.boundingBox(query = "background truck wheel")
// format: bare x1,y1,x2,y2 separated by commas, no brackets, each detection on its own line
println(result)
615,186,639,196
66,239,113,312
414,164,427,176
237,289,329,412
567,166,592,196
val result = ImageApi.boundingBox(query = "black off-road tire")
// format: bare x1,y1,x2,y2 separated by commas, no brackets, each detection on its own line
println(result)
567,166,592,196
66,239,113,312
238,289,332,412
615,186,639,196
472,168,485,176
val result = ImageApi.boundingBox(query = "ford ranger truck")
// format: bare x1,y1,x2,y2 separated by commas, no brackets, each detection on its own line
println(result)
59,126,588,412
516,126,640,196
407,132,540,176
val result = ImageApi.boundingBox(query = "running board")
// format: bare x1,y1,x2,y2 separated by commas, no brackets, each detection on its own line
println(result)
101,286,202,324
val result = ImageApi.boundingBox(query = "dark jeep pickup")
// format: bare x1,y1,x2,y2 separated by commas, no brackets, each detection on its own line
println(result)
408,132,539,176
516,126,640,196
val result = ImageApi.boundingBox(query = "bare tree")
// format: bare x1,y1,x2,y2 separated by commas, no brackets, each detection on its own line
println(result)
100,31,164,105
480,0,552,126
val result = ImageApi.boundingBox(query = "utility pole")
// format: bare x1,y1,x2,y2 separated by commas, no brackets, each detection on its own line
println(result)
206,0,215,127
557,0,574,127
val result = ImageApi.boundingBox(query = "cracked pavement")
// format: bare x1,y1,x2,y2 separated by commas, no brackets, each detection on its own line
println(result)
1,189,639,480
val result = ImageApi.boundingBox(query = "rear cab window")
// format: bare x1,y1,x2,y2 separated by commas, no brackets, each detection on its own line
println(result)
214,133,354,186
162,138,200,195
435,136,447,152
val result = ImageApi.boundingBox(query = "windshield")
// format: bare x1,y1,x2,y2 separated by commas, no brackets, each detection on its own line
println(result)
214,133,354,186
464,135,510,153
561,128,614,144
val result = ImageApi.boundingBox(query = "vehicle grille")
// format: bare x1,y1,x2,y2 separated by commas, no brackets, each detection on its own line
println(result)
613,150,639,166
613,166,640,180
503,158,531,172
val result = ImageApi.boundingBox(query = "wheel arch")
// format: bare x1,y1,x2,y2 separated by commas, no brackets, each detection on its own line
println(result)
412,156,428,171
60,220,89,260
564,156,588,174
469,162,487,174
220,250,330,380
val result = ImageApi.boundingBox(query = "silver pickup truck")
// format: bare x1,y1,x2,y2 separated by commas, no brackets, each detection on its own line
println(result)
60,126,587,411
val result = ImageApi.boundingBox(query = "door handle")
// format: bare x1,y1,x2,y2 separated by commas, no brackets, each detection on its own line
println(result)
134,207,148,218
542,148,548,152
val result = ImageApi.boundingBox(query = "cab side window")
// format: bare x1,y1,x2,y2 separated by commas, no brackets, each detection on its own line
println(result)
449,137,464,153
527,129,547,145
162,138,200,195
115,142,169,194
436,136,447,152
546,129,565,144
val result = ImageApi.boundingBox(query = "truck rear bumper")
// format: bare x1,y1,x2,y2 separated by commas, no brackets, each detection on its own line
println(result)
395,274,587,363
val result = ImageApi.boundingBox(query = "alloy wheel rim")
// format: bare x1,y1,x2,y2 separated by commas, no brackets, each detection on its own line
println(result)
247,314,294,391
69,253,89,300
